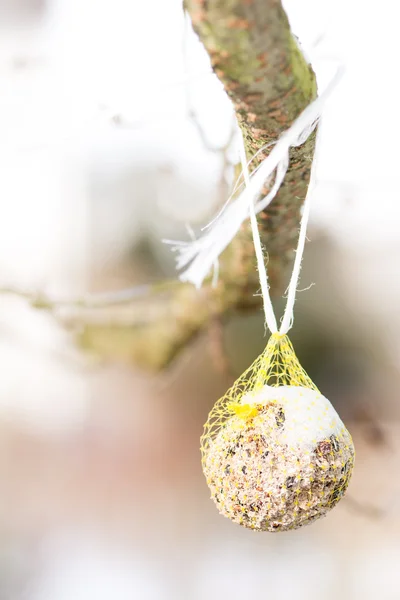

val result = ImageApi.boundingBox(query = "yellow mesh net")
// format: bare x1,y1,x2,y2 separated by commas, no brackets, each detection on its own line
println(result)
201,333,355,532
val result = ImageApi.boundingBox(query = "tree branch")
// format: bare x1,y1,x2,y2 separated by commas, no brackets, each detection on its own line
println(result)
186,0,317,290
3,0,317,370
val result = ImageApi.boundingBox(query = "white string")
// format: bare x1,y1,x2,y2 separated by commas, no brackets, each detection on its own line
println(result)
202,141,274,232
239,138,278,334
280,89,327,334
239,122,320,335
279,173,313,334
239,69,338,336
239,132,313,335
164,65,344,289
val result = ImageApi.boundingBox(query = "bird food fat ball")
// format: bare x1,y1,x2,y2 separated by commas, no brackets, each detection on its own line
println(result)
201,334,355,532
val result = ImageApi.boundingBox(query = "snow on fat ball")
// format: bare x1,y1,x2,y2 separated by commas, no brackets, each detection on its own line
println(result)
204,387,354,532
201,335,355,532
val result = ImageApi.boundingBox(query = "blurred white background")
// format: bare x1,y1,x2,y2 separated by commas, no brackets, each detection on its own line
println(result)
0,0,400,598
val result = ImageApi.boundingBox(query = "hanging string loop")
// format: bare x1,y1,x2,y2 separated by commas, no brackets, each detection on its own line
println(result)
240,67,341,335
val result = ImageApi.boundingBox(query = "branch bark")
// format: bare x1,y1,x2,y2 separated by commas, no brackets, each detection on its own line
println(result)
5,0,318,370
187,0,317,289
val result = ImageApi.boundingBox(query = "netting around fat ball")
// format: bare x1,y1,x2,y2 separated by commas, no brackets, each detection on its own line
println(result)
201,333,355,532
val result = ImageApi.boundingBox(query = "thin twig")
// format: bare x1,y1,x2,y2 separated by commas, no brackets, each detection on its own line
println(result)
0,281,179,313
